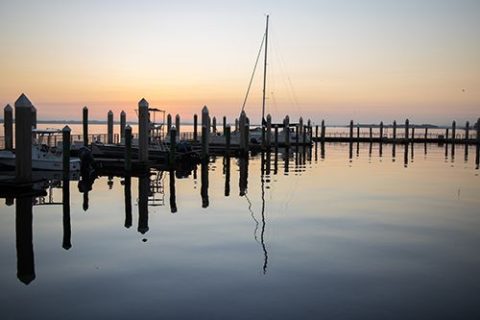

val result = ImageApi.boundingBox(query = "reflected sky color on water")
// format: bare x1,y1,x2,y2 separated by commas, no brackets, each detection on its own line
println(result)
1,142,479,319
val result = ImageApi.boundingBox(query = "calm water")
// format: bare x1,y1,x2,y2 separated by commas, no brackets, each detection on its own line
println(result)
1,142,479,319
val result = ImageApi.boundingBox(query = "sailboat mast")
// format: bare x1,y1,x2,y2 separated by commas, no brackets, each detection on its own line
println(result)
261,15,269,125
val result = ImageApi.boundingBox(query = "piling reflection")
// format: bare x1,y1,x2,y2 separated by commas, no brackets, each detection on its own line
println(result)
224,156,230,197
138,175,149,235
239,157,248,196
62,178,71,250
169,170,177,213
124,176,132,228
201,161,209,208
16,196,35,285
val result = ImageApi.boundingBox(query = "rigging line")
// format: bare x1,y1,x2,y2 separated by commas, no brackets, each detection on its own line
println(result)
241,33,266,112
260,154,268,274
245,194,260,244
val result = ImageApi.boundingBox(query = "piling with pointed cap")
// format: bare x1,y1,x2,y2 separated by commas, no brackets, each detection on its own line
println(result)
321,119,325,142
356,124,360,139
411,127,415,142
31,105,37,129
235,118,239,132
107,111,114,144
201,125,208,159
167,114,172,133
380,122,384,141
120,111,126,142
452,120,456,144
201,106,210,154
175,114,181,138
15,94,33,182
138,98,149,163
445,128,449,142
3,104,13,150
82,106,88,146
315,125,319,139
424,127,428,140
125,125,132,172
223,116,227,135
193,114,198,142
62,126,71,180
212,116,217,133
266,114,272,148
369,127,373,141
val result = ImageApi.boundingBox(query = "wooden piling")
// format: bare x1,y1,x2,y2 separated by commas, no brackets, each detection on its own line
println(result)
411,127,415,143
299,117,304,144
225,125,231,153
284,116,290,147
15,94,33,183
274,125,279,147
201,106,210,154
445,128,449,142
124,125,132,172
452,120,456,144
212,116,217,133
380,121,384,141
239,111,247,154
169,126,176,166
62,126,71,180
266,114,272,148
167,114,172,133
393,120,397,142
175,114,180,138
201,125,208,160
193,114,198,142
405,119,410,143
349,120,354,142
315,125,319,139
107,110,113,144
223,116,227,135
465,121,470,142
356,124,360,139
82,106,88,146
476,118,480,145
31,105,37,129
138,98,149,163
235,118,239,132
3,104,13,150
424,127,428,140
120,110,126,142
369,127,373,141
321,120,325,142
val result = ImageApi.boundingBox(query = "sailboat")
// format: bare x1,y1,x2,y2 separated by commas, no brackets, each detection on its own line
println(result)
210,15,310,148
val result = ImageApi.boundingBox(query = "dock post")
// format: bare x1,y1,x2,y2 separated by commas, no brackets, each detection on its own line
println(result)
283,116,290,147
120,110,126,143
169,126,176,167
31,105,37,129
356,124,360,139
476,118,480,145
321,120,325,142
380,121,384,141
201,106,210,154
15,94,33,183
62,126,71,180
82,106,88,146
235,118,239,132
424,127,428,140
465,121,470,143
266,114,272,148
349,120,354,142
445,128,449,143
299,117,304,144
295,124,299,145
201,125,208,160
138,98,149,163
223,116,227,135
193,114,198,142
225,125,231,154
4,104,13,150
175,114,181,139
239,111,247,154
212,116,217,134
369,127,373,141
411,127,415,143
167,114,172,133
125,125,132,173
393,121,397,142
107,110,113,144
405,119,410,143
315,125,319,140
452,120,456,145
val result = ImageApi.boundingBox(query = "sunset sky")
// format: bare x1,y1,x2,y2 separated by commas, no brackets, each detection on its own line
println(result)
0,0,479,125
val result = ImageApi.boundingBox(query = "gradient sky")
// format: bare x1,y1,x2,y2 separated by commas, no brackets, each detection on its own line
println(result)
0,0,479,125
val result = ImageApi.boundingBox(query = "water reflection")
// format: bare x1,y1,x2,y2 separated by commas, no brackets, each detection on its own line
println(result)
16,196,35,285
138,175,149,236
124,176,132,228
62,178,71,250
